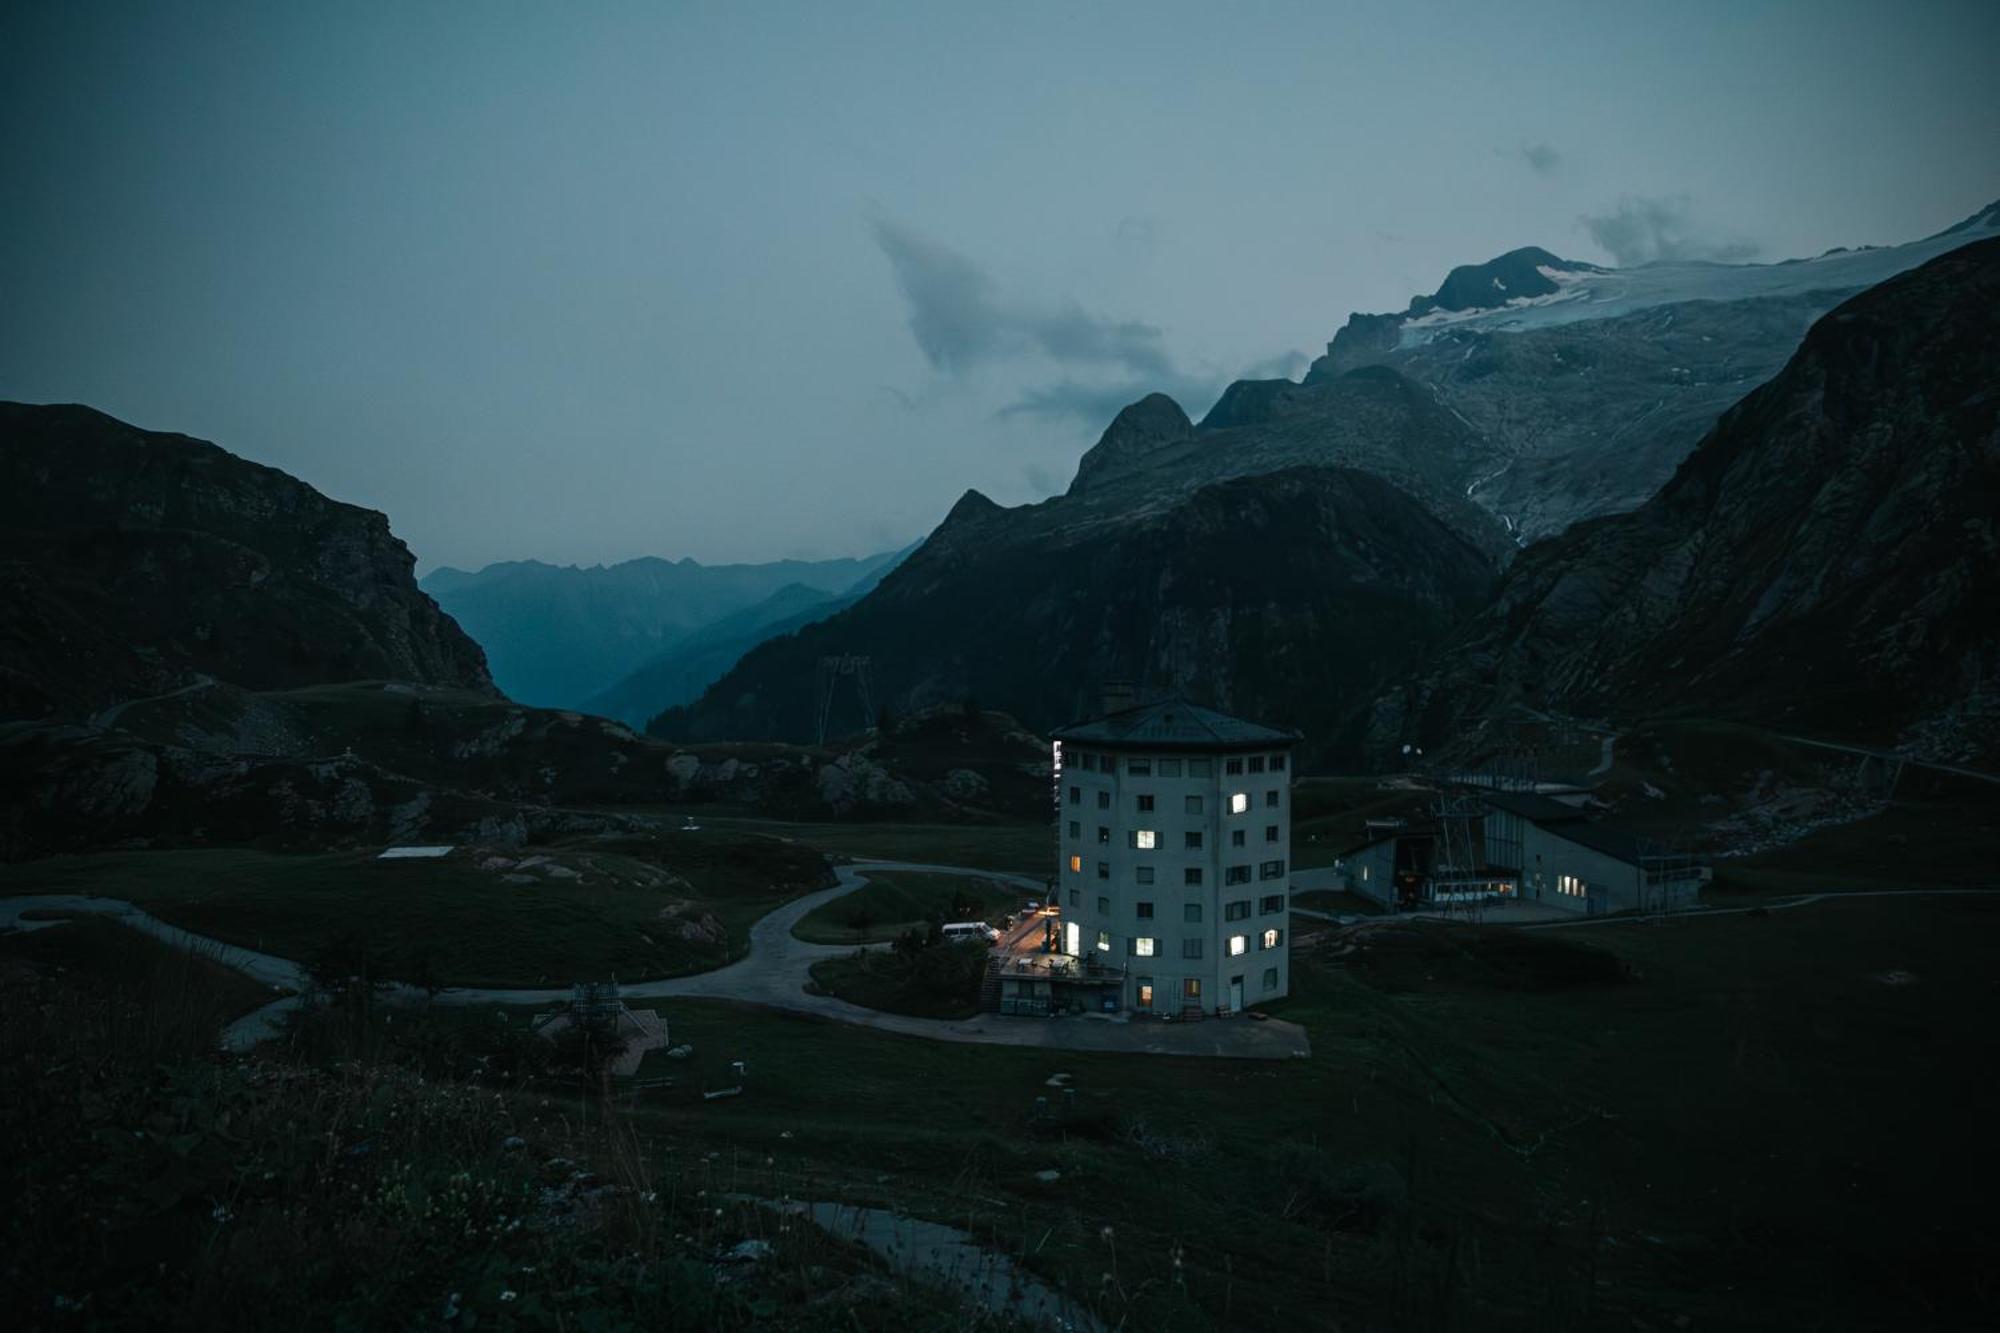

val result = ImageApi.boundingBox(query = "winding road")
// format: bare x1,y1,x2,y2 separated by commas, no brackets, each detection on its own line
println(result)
0,860,1312,1060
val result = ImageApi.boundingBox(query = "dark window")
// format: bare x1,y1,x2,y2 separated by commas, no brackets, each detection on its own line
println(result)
1097,791,1110,809
1097,861,1110,880
1225,865,1252,885
1183,867,1203,886
1097,896,1109,914
1184,830,1203,850
1097,826,1110,845
1181,937,1204,959
1225,900,1251,921
1136,901,1154,919
1068,888,1079,907
1265,824,1279,843
1225,757,1244,775
1135,866,1155,885
1188,758,1213,777
1262,967,1279,990
1068,786,1079,804
1260,894,1284,914
1265,790,1280,809
1184,794,1203,815
1158,759,1182,777
1270,754,1287,772
1231,829,1246,847
1260,859,1286,880
1248,756,1265,773
1127,758,1151,776
1183,902,1203,923
1067,820,1079,838
1135,794,1155,812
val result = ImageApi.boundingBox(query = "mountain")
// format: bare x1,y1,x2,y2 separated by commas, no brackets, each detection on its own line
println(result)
1312,200,2000,543
586,548,910,730
422,548,904,709
1379,236,2000,766
660,465,1498,766
0,402,493,723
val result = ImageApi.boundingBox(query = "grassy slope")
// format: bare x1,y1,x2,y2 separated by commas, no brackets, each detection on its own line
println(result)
660,894,1999,1329
695,815,1055,878
804,949,988,1020
0,831,827,988
791,869,1029,944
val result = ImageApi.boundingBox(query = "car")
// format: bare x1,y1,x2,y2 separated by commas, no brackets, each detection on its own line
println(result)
941,921,1001,944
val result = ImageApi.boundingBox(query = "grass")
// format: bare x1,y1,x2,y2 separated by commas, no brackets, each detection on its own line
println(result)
1290,888,1384,917
0,829,828,988
690,815,1056,878
804,944,989,1020
791,869,1030,944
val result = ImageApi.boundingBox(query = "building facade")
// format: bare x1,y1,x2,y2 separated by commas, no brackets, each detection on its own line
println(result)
1049,698,1300,1017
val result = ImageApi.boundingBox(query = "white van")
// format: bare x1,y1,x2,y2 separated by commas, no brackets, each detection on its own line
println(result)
941,921,1000,944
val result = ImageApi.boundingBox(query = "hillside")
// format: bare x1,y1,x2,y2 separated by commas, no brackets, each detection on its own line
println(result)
1380,236,2000,765
661,465,1498,766
0,403,494,723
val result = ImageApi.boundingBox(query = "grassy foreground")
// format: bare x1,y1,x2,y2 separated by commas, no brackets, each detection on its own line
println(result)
0,829,828,987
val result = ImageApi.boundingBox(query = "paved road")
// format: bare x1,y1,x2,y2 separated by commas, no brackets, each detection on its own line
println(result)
2,860,1312,1060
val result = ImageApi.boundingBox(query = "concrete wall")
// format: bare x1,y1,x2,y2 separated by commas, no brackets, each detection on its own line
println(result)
1056,743,1292,1014
1514,825,1643,914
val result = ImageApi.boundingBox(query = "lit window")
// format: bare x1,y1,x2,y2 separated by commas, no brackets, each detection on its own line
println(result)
1261,928,1281,949
1183,978,1202,999
1559,874,1585,897
1097,931,1111,952
1228,935,1247,957
1069,854,1082,873
1135,937,1156,957
1132,829,1157,849
1230,792,1249,814
1137,979,1154,1007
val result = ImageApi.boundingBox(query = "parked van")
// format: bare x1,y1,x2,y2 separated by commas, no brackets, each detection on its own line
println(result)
941,921,1000,944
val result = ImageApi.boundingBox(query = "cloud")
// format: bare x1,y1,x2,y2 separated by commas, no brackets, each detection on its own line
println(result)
872,218,1175,380
1579,194,1761,266
1113,215,1160,252
1519,142,1561,174
1239,349,1309,382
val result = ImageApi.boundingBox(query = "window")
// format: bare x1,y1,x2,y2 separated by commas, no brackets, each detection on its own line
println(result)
1097,896,1109,915
1265,790,1280,809
1097,930,1111,952
1229,792,1249,814
1225,758,1243,775
1097,861,1110,880
1231,829,1246,847
1077,753,1095,772
1127,758,1151,776
1270,754,1286,772
1135,866,1155,885
1137,978,1154,1008
1134,936,1156,957
1097,790,1110,810
1248,756,1265,773
1135,794,1154,812
1183,977,1202,1000
1158,759,1182,777
1228,935,1247,957
1068,786,1079,805
1182,938,1204,959
1183,902,1203,923
1260,894,1284,914
1068,888,1079,907
1069,854,1082,873
1188,758,1213,778
1225,865,1252,885
1559,874,1586,897
1067,820,1079,839
1184,830,1203,851
1265,824,1279,843
1262,967,1279,991
1261,928,1282,950
1184,794,1204,815
1183,867,1203,886
1225,900,1251,921
1136,900,1154,919
1097,825,1110,845
1260,859,1286,880
1131,829,1157,850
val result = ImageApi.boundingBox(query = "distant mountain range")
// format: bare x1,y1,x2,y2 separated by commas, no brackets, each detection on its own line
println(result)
422,547,905,712
665,199,2000,765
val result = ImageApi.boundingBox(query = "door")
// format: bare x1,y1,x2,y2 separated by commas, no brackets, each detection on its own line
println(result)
1229,976,1244,1012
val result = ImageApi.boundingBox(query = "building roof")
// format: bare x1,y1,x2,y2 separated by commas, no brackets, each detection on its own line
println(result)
1050,696,1301,751
1479,789,1589,822
1538,819,1647,867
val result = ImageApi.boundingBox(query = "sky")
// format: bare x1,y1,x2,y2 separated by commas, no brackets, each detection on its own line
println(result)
4,1,1996,573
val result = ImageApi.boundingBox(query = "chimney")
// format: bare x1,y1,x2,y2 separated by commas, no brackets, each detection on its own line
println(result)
1100,680,1137,716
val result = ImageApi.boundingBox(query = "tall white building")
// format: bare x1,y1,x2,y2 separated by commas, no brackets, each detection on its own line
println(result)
1049,697,1300,1017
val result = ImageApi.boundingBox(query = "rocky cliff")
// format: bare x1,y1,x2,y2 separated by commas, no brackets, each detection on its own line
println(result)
1381,236,2000,764
0,403,495,722
661,465,1499,767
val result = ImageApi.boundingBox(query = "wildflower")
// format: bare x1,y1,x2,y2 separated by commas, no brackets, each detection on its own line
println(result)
500,1291,518,1302
210,1203,234,1224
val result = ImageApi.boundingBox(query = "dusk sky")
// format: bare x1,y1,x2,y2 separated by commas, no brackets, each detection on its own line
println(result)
4,1,1995,572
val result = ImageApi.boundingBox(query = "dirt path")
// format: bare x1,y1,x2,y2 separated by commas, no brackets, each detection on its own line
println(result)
90,672,216,730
